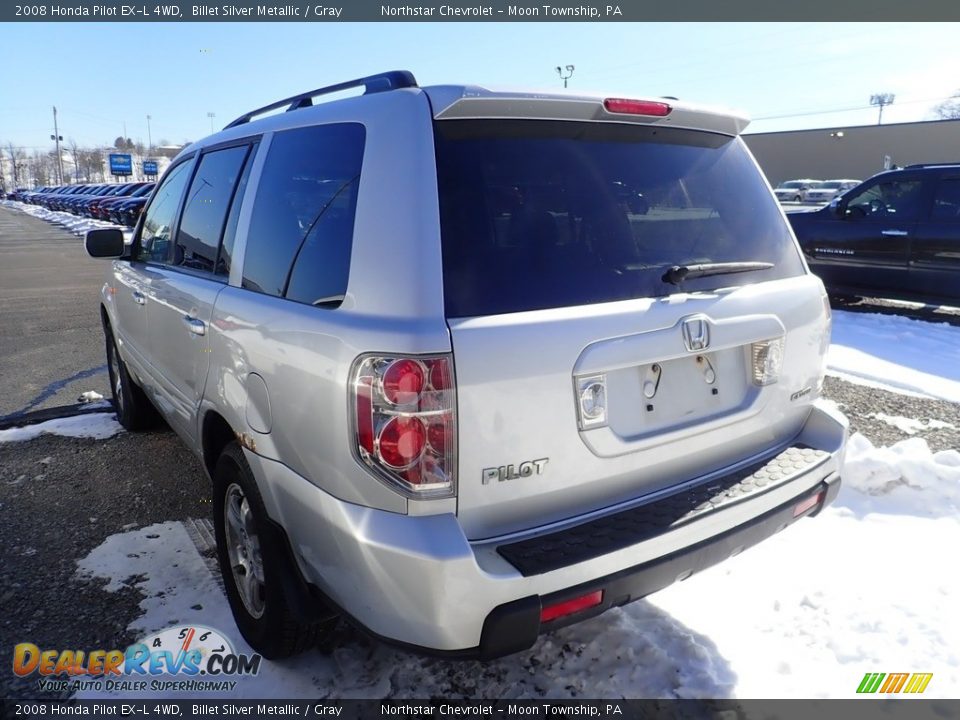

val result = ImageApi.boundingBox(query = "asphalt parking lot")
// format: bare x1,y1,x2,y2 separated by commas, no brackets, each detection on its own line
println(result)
0,201,958,700
0,207,110,420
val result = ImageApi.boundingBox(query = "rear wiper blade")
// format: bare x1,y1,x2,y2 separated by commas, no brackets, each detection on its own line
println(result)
662,261,774,285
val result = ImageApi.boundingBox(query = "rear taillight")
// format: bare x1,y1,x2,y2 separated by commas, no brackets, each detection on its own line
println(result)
351,354,456,497
603,98,672,117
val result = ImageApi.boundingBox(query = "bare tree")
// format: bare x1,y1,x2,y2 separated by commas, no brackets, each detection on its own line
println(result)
68,138,84,183
933,90,960,120
7,142,27,187
29,150,51,186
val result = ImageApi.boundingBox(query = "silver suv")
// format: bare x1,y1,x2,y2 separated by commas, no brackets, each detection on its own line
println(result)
85,71,847,660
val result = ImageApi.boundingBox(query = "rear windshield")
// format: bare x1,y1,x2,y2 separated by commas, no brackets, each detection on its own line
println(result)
435,120,804,317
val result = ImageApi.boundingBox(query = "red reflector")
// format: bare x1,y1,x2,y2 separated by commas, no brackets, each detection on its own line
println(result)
540,590,603,623
603,98,672,117
356,377,374,454
793,491,825,517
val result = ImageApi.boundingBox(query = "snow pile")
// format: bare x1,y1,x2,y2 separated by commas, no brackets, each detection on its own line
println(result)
0,412,123,443
839,432,960,516
2,199,127,235
827,310,960,402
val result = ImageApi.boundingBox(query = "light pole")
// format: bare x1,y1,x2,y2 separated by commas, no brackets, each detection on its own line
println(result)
555,64,575,89
51,106,65,184
870,93,895,125
207,112,216,133
146,114,153,152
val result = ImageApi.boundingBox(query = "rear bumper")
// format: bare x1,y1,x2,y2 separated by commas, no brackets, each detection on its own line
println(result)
249,400,847,657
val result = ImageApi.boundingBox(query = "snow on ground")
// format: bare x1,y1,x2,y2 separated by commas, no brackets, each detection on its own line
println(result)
827,310,960,402
2,199,128,238
867,412,955,436
73,431,960,700
0,412,123,443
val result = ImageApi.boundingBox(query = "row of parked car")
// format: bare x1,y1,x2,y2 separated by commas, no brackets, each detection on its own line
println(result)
5,182,155,228
773,178,861,204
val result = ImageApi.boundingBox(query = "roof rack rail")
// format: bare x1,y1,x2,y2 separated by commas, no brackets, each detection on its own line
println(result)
224,70,418,130
904,162,960,169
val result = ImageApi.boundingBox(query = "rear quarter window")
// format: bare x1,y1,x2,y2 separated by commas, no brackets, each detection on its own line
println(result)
435,120,804,317
241,123,365,307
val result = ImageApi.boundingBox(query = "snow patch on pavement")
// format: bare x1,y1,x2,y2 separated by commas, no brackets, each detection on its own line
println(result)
0,412,123,443
867,412,955,435
827,310,960,402
73,429,960,699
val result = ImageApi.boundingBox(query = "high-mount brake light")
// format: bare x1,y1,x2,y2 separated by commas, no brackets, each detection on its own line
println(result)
603,98,672,117
351,354,457,497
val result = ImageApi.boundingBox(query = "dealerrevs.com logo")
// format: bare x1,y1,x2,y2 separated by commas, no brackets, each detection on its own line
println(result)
12,625,261,693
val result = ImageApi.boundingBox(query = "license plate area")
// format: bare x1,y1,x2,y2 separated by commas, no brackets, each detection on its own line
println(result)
605,347,754,440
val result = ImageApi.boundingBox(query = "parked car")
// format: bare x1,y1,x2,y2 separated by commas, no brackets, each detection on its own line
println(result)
112,194,150,227
95,183,154,222
789,163,960,304
774,179,821,203
803,179,860,205
84,71,847,660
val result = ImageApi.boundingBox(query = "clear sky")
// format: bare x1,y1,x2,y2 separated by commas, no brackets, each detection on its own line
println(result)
2,22,959,151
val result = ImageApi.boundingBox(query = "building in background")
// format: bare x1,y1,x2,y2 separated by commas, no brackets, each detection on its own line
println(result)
744,118,960,186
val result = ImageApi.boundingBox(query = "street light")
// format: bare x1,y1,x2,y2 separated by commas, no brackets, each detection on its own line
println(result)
555,64,575,89
51,105,65,184
207,112,216,133
146,114,153,152
869,93,895,125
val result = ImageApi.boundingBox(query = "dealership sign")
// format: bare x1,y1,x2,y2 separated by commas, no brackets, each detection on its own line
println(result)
109,153,133,176
143,160,158,176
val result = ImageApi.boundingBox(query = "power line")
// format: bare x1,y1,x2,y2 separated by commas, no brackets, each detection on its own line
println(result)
751,95,948,122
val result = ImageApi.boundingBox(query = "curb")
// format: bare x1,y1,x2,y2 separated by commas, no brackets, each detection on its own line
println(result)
0,403,116,432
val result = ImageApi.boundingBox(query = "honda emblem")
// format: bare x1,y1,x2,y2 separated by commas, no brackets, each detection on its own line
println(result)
681,317,710,352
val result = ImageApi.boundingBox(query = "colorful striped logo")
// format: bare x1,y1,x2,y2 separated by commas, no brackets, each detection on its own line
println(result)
857,672,933,694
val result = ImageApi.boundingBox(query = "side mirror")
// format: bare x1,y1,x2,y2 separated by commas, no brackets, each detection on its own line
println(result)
829,197,844,216
85,228,125,258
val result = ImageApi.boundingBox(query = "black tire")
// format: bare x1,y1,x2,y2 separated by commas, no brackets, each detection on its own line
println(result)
105,329,157,431
212,442,333,659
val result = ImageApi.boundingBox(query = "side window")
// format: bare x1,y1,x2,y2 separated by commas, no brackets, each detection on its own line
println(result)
217,144,258,278
138,161,192,264
931,179,960,221
845,178,924,221
241,123,365,303
173,145,251,277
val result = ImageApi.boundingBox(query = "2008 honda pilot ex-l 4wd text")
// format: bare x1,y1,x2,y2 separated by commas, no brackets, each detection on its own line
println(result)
85,71,847,660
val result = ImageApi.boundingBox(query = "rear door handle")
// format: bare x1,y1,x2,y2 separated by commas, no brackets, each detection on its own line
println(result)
881,229,909,237
183,316,206,336
132,291,146,305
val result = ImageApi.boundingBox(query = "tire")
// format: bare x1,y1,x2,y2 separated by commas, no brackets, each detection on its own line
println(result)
105,329,157,431
213,442,333,659
794,195,802,202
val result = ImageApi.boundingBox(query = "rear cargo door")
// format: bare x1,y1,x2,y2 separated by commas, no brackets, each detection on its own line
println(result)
434,119,826,540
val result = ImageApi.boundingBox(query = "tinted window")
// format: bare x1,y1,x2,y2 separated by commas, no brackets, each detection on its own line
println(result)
138,161,192,264
931,179,960,220
173,145,250,276
435,120,804,317
845,178,924,220
217,147,257,278
242,123,364,300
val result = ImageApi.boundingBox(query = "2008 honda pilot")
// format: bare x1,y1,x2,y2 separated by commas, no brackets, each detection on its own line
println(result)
85,71,848,660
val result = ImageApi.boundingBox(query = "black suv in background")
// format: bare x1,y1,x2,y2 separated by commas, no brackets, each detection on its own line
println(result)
789,163,960,305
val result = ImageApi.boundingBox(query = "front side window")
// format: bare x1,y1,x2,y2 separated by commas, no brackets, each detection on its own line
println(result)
435,120,804,317
241,123,365,303
138,161,192,264
173,145,251,276
845,178,925,220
